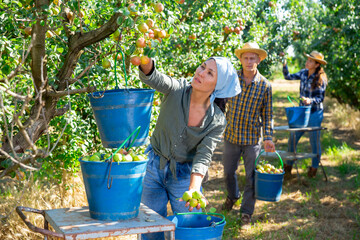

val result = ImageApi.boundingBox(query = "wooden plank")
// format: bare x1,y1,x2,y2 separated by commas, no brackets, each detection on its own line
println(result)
259,150,317,161
274,125,326,132
44,204,175,240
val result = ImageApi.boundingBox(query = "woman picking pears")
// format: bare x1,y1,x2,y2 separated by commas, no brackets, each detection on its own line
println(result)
139,56,241,240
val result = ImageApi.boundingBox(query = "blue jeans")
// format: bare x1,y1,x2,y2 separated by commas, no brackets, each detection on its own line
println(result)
287,109,324,168
222,140,261,216
141,145,201,240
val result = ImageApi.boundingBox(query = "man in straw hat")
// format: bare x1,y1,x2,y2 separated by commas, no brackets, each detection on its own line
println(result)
222,42,275,229
282,50,328,180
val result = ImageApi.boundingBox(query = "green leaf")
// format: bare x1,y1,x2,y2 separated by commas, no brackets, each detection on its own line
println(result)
127,44,136,56
209,207,216,213
124,18,134,27
149,49,157,58
123,8,130,16
116,16,123,25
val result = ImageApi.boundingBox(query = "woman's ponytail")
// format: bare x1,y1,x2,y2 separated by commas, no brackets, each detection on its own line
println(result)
311,66,328,89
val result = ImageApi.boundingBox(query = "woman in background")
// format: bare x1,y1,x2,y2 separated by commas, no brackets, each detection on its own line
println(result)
282,51,328,179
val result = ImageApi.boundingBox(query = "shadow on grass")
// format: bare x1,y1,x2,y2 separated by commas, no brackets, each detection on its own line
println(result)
204,160,360,239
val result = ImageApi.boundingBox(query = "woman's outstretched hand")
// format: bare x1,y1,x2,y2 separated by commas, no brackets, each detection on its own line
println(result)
179,189,209,211
140,58,153,75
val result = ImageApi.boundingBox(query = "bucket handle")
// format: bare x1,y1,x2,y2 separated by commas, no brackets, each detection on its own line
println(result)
255,150,284,169
89,48,128,100
287,95,299,107
107,126,141,189
173,212,226,226
114,48,128,89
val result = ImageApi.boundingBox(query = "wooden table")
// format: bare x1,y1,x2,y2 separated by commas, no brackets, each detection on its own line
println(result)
269,126,328,181
16,203,175,239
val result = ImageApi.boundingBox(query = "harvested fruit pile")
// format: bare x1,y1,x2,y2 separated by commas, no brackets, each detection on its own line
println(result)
256,160,284,174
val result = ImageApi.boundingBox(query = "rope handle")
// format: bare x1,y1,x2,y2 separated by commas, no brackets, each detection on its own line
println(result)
287,95,299,107
287,95,301,107
173,212,226,226
107,126,141,189
114,49,128,89
255,150,284,169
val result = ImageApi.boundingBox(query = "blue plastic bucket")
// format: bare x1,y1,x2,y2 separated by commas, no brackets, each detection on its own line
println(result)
79,158,148,220
255,151,284,202
167,213,226,240
285,106,311,128
88,88,155,148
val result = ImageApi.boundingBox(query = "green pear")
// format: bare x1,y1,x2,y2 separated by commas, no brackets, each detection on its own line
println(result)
89,154,100,162
182,191,192,202
104,153,111,160
192,190,202,200
123,154,133,162
113,153,122,162
133,154,146,161
199,198,207,208
189,198,198,208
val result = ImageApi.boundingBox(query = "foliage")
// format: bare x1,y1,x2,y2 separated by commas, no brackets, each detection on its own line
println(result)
0,0,297,180
283,0,360,109
1,0,358,181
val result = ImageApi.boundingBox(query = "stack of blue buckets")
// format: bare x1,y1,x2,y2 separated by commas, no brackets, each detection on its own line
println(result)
80,50,155,221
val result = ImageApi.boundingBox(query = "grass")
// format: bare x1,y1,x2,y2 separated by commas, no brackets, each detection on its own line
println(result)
1,78,360,239
216,78,360,240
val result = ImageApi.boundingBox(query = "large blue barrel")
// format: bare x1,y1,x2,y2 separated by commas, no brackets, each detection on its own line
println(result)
88,89,155,148
167,213,226,240
285,106,311,128
79,158,148,220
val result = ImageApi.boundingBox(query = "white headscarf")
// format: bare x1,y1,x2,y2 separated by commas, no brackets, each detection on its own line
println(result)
209,57,241,114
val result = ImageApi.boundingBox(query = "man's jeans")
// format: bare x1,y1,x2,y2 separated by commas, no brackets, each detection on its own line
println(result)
141,145,200,240
223,140,261,216
287,109,324,168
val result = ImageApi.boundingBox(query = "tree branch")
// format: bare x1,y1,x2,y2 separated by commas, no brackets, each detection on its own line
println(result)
0,149,40,172
47,86,96,97
55,104,70,117
7,40,33,81
56,12,125,89
0,85,27,100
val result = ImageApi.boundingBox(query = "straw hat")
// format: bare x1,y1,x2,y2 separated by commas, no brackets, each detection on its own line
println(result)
235,42,267,61
304,51,327,65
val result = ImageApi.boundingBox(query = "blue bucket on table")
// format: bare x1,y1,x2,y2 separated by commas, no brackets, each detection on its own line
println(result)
79,158,148,220
285,106,311,128
255,151,284,202
88,88,155,148
167,213,226,240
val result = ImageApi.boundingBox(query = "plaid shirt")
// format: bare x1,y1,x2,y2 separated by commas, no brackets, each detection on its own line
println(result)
283,65,326,111
224,70,273,145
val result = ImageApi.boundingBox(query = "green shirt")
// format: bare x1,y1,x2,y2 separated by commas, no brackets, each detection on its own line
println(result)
139,67,226,177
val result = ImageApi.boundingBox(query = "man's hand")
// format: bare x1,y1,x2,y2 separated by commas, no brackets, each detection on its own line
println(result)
264,140,275,152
